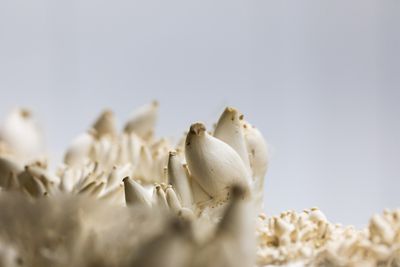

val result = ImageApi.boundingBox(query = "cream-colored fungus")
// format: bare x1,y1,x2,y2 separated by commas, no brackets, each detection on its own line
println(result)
0,104,398,267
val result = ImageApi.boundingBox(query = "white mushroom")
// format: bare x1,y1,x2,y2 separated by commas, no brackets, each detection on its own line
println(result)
165,186,182,213
242,122,269,208
0,156,23,188
123,177,152,208
64,131,95,165
185,123,251,201
0,108,45,162
214,107,250,172
167,151,193,208
92,109,117,138
124,101,158,139
153,184,169,211
242,122,269,181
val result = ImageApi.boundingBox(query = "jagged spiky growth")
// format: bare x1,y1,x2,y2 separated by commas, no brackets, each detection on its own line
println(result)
0,104,399,267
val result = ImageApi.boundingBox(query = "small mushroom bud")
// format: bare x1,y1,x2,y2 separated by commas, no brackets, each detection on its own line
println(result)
123,177,152,208
153,184,169,210
135,145,153,182
59,167,78,192
369,214,395,245
166,186,182,213
124,101,158,139
0,156,23,187
214,107,250,171
309,207,327,222
242,122,268,182
17,168,47,197
273,217,294,246
242,122,269,208
0,108,45,162
185,123,251,199
19,164,59,193
167,151,193,208
89,137,107,164
92,109,117,138
106,164,131,191
64,131,95,165
126,132,142,164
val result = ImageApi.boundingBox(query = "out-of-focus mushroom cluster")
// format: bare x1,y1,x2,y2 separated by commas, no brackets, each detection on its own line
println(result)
0,103,399,267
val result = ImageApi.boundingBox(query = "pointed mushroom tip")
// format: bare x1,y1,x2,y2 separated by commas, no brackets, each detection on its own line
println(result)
189,123,206,136
221,106,243,121
19,108,32,118
94,109,114,123
122,176,130,182
169,150,177,157
102,108,114,116
225,106,237,113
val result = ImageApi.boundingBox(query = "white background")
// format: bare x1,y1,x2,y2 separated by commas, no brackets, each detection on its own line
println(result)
0,0,399,226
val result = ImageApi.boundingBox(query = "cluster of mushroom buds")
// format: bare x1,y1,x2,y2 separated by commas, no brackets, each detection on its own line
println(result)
0,103,269,217
1,104,400,267
0,103,269,267
256,208,400,267
256,208,330,266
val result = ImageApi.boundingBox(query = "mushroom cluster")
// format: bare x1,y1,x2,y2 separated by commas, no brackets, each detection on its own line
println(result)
0,103,267,267
257,208,400,266
0,103,399,267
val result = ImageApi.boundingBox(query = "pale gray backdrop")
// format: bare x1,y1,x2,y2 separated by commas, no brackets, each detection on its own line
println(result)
0,0,399,226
